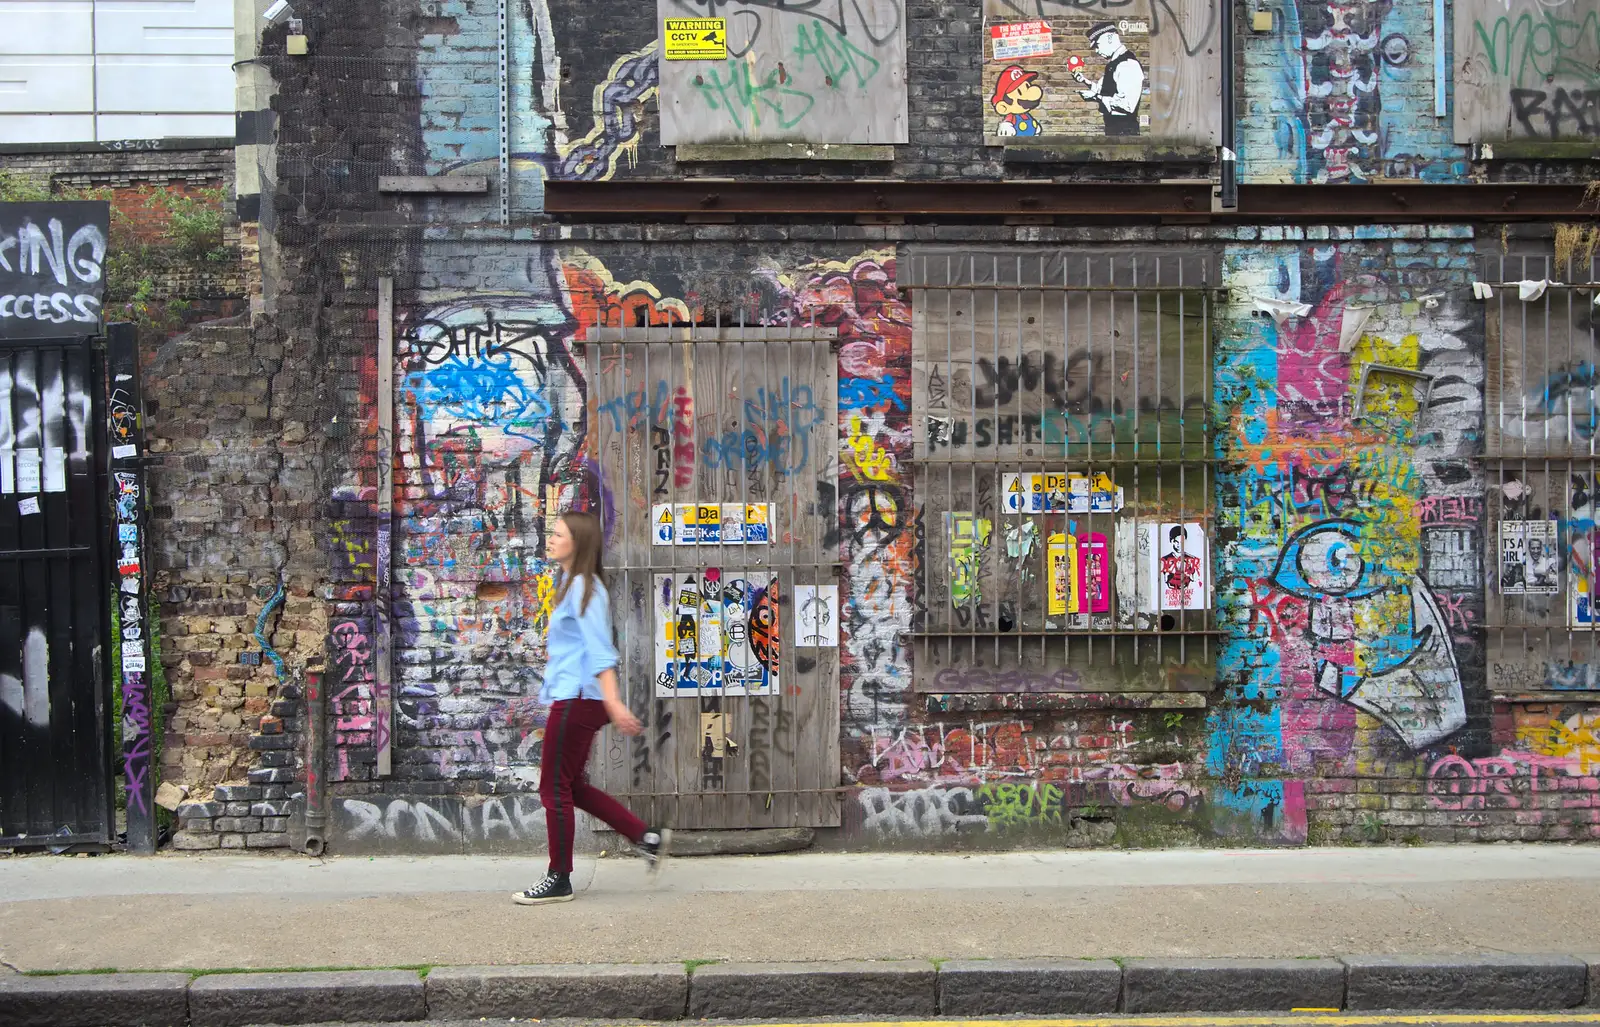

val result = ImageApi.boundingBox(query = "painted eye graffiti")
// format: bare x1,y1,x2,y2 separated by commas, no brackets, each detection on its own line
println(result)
1271,520,1382,599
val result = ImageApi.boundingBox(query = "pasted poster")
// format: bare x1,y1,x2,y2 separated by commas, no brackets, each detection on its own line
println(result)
986,17,1150,139
795,584,839,647
1047,531,1111,616
980,0,1220,147
1156,522,1208,610
1047,532,1078,615
1079,532,1110,613
654,570,780,696
1499,520,1559,596
946,512,993,607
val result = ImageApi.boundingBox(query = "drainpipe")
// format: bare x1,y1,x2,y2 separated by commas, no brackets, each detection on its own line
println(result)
301,667,328,855
1219,0,1239,209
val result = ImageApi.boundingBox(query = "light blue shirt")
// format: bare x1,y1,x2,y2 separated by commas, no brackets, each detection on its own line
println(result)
539,573,619,705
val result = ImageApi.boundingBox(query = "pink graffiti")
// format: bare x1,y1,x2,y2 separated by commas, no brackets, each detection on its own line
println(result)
1427,751,1600,811
1436,593,1475,632
865,728,965,782
1083,761,1200,812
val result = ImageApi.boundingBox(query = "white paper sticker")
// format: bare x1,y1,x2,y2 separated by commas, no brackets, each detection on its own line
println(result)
0,449,13,494
17,496,40,515
122,653,147,673
795,584,839,647
652,503,674,545
113,444,138,460
16,450,40,493
43,446,65,493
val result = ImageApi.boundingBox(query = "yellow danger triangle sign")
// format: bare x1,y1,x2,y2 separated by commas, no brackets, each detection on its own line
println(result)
1007,477,1022,492
658,507,672,523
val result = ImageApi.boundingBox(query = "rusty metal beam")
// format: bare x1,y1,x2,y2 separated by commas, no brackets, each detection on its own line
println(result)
545,182,1599,220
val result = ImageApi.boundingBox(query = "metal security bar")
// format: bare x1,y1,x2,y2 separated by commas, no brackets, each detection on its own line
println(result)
587,319,842,830
905,250,1217,695
1484,253,1600,691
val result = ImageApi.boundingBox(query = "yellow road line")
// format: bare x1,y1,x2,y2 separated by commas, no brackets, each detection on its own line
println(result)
723,1011,1600,1017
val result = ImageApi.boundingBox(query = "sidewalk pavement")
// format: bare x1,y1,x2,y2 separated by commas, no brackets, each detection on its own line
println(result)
1,845,1598,973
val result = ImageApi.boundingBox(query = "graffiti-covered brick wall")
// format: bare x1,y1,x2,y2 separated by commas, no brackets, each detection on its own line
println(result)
1238,0,1466,183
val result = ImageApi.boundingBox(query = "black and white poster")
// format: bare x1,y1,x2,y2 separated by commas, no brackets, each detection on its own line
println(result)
1499,519,1559,596
0,201,110,339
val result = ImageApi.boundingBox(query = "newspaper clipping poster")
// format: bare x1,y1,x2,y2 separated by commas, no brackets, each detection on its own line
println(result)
1499,519,1559,595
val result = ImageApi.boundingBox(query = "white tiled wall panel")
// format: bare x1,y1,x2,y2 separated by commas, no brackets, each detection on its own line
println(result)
0,0,233,143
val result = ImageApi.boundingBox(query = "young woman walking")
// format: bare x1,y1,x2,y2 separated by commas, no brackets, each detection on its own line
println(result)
515,511,671,905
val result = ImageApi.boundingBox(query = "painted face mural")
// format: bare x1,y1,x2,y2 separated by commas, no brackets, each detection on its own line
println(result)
1271,518,1465,749
1212,242,1484,839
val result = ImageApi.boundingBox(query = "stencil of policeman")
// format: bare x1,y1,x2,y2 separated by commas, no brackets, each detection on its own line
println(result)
1073,22,1145,136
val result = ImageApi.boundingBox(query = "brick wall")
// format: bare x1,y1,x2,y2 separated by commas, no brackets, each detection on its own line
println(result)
219,0,1600,853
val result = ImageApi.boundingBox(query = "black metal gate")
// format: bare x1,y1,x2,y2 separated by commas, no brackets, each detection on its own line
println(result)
0,335,113,848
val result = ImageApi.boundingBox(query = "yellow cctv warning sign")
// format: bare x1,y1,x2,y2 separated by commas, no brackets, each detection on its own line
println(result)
664,18,727,60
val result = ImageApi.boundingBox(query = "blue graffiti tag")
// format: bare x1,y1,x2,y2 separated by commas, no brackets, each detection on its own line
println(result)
407,354,555,435
840,375,905,411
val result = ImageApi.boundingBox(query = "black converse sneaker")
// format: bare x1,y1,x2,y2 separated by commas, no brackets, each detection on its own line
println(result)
636,827,672,873
512,872,574,905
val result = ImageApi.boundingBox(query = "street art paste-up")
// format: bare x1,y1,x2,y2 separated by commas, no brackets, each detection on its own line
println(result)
654,569,780,696
1074,22,1147,136
1499,519,1560,596
981,0,1212,147
796,584,840,647
1157,522,1209,610
992,65,1045,137
947,512,994,607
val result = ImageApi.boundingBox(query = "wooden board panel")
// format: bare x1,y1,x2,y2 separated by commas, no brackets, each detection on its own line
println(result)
1454,0,1600,144
589,329,840,829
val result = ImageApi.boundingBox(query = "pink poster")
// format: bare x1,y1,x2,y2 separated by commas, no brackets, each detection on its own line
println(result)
1077,532,1109,614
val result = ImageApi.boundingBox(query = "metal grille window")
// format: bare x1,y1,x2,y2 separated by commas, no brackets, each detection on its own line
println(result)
587,324,842,830
1484,252,1600,688
905,250,1218,694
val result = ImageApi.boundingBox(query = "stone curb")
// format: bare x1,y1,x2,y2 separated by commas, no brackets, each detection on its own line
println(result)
0,972,190,1027
1122,958,1347,1012
425,963,687,1019
1343,954,1588,1011
188,970,424,1026
939,958,1122,1014
688,960,939,1019
5,954,1599,1025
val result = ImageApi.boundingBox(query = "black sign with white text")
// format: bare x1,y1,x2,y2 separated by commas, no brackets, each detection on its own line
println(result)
0,201,110,339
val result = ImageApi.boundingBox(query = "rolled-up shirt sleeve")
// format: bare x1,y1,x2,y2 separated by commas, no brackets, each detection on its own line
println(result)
579,583,620,681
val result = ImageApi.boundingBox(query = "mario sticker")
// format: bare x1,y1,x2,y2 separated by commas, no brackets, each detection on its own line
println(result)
991,65,1044,137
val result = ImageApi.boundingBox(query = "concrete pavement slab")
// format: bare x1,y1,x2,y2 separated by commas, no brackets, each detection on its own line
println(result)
688,961,938,1019
1121,957,1347,1012
0,972,189,1027
3,848,1600,972
1343,955,1588,1010
187,970,424,1026
937,958,1122,1014
424,964,687,1019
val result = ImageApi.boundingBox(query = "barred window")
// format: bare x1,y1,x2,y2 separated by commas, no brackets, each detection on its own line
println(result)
905,249,1218,695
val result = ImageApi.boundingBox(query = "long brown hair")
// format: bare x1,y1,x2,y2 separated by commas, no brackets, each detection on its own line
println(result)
554,511,604,614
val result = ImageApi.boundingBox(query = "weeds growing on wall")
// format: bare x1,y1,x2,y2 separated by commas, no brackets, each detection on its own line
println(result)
1553,222,1600,278
0,170,233,340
